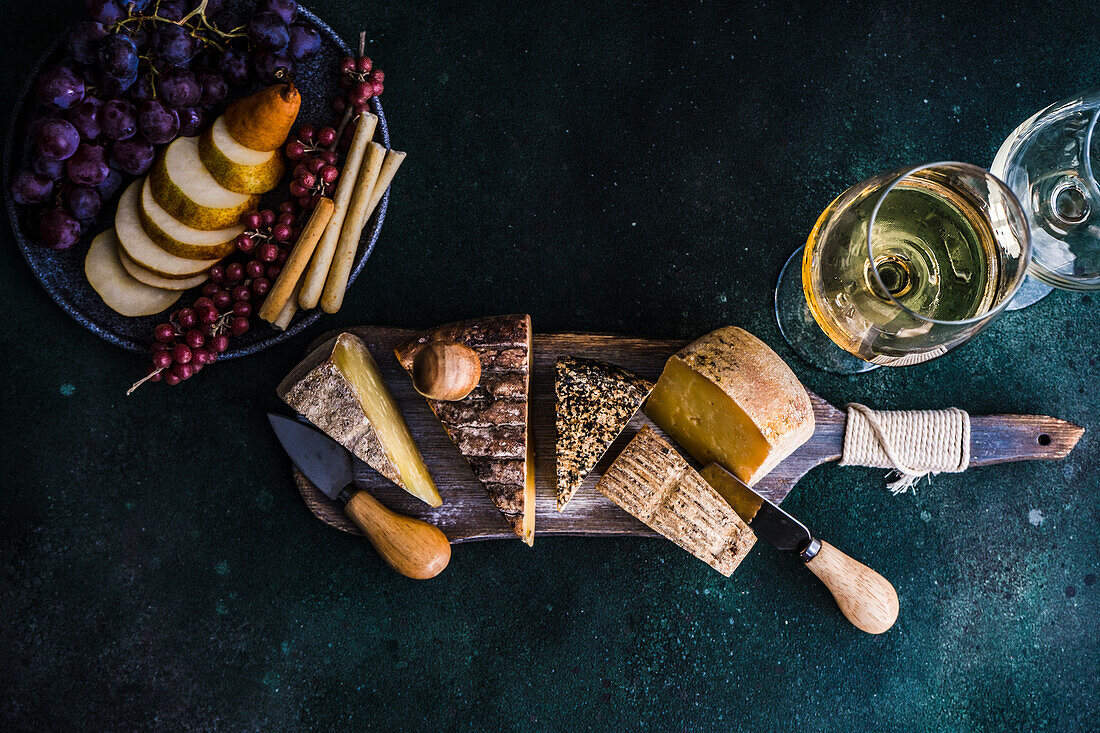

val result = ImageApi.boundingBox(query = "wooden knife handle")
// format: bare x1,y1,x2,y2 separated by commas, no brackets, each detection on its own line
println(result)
803,540,899,634
343,490,451,579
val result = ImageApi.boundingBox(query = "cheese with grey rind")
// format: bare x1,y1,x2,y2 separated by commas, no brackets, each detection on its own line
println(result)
278,332,442,507
595,427,756,576
644,326,814,486
555,356,653,510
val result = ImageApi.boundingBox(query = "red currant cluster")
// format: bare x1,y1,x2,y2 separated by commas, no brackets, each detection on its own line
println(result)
284,124,341,209
334,56,383,116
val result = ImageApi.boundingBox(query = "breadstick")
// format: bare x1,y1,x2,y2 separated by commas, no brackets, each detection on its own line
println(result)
320,148,406,313
363,149,406,226
258,197,334,323
320,142,386,313
298,113,377,309
272,279,303,331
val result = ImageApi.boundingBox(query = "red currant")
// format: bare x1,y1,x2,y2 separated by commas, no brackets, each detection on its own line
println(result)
246,259,265,279
230,316,250,337
243,211,262,229
154,323,175,342
209,264,225,283
172,343,192,364
251,277,270,297
210,334,229,353
231,285,251,302
286,140,305,160
178,308,197,329
357,57,372,74
225,263,244,282
212,289,232,309
153,350,174,369
233,301,252,318
258,242,279,263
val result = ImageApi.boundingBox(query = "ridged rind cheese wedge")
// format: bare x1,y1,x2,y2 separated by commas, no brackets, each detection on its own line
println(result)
118,247,211,290
198,117,285,194
149,136,259,230
395,315,534,545
85,229,181,317
116,180,220,278
644,327,815,486
139,178,240,260
278,333,443,508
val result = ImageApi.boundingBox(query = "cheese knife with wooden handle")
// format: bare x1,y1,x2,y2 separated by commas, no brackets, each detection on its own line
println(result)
268,413,451,579
701,464,899,634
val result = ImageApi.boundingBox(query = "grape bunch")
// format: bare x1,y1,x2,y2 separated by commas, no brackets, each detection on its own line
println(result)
11,0,325,249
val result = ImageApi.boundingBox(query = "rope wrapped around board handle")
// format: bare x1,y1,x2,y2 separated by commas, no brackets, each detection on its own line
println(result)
839,403,971,494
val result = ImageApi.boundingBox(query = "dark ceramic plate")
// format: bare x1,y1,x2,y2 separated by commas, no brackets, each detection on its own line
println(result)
3,3,388,359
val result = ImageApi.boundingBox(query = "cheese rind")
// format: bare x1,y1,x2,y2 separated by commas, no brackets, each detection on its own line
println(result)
554,356,653,510
278,333,442,507
395,315,534,544
644,327,814,486
596,427,755,575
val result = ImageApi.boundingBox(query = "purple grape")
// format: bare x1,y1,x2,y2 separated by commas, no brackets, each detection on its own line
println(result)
66,97,103,140
129,74,155,104
99,34,139,80
37,66,85,110
101,99,137,140
247,12,289,52
119,24,150,49
65,186,102,220
153,23,196,65
39,208,81,250
138,100,179,144
219,48,251,86
287,23,320,61
210,8,242,31
10,169,54,205
177,106,206,136
157,68,201,109
66,21,107,65
102,68,139,98
66,143,110,186
197,70,227,106
36,118,82,161
33,153,67,181
257,0,297,24
94,167,123,200
158,1,186,21
253,51,292,84
111,137,155,175
84,0,125,26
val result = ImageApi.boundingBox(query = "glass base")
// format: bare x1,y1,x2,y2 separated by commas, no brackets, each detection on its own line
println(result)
1004,274,1055,311
774,246,881,374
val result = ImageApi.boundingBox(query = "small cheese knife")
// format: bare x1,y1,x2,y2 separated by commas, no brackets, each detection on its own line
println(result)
701,464,899,634
268,413,451,579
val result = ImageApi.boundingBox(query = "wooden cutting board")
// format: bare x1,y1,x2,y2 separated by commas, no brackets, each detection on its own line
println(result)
290,327,1084,543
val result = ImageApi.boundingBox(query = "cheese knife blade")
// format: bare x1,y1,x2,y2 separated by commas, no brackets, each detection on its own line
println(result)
268,413,452,579
701,463,900,634
268,413,354,502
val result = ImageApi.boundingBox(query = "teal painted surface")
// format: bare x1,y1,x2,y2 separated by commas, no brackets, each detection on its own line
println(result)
1,1,1097,730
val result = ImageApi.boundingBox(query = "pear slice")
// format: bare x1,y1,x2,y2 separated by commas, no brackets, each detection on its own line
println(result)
139,178,240,260
149,136,259,230
118,247,210,291
198,117,285,194
116,180,220,279
85,229,181,317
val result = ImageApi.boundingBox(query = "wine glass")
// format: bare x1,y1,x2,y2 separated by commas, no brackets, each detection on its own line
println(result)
775,162,1031,373
992,88,1100,309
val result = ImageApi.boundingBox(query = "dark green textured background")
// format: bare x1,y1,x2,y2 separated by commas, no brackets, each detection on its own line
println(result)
2,0,1097,730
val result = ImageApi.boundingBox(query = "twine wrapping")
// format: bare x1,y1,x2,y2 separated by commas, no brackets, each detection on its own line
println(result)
839,403,970,494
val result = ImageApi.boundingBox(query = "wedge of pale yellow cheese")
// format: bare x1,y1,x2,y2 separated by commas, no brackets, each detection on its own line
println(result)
278,332,442,507
644,327,814,486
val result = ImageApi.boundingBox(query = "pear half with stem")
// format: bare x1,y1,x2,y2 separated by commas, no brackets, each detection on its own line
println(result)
85,229,181,317
116,180,221,279
199,117,285,194
139,178,241,260
149,136,259,231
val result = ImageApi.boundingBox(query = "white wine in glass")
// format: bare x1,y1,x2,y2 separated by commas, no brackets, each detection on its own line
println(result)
776,162,1031,372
